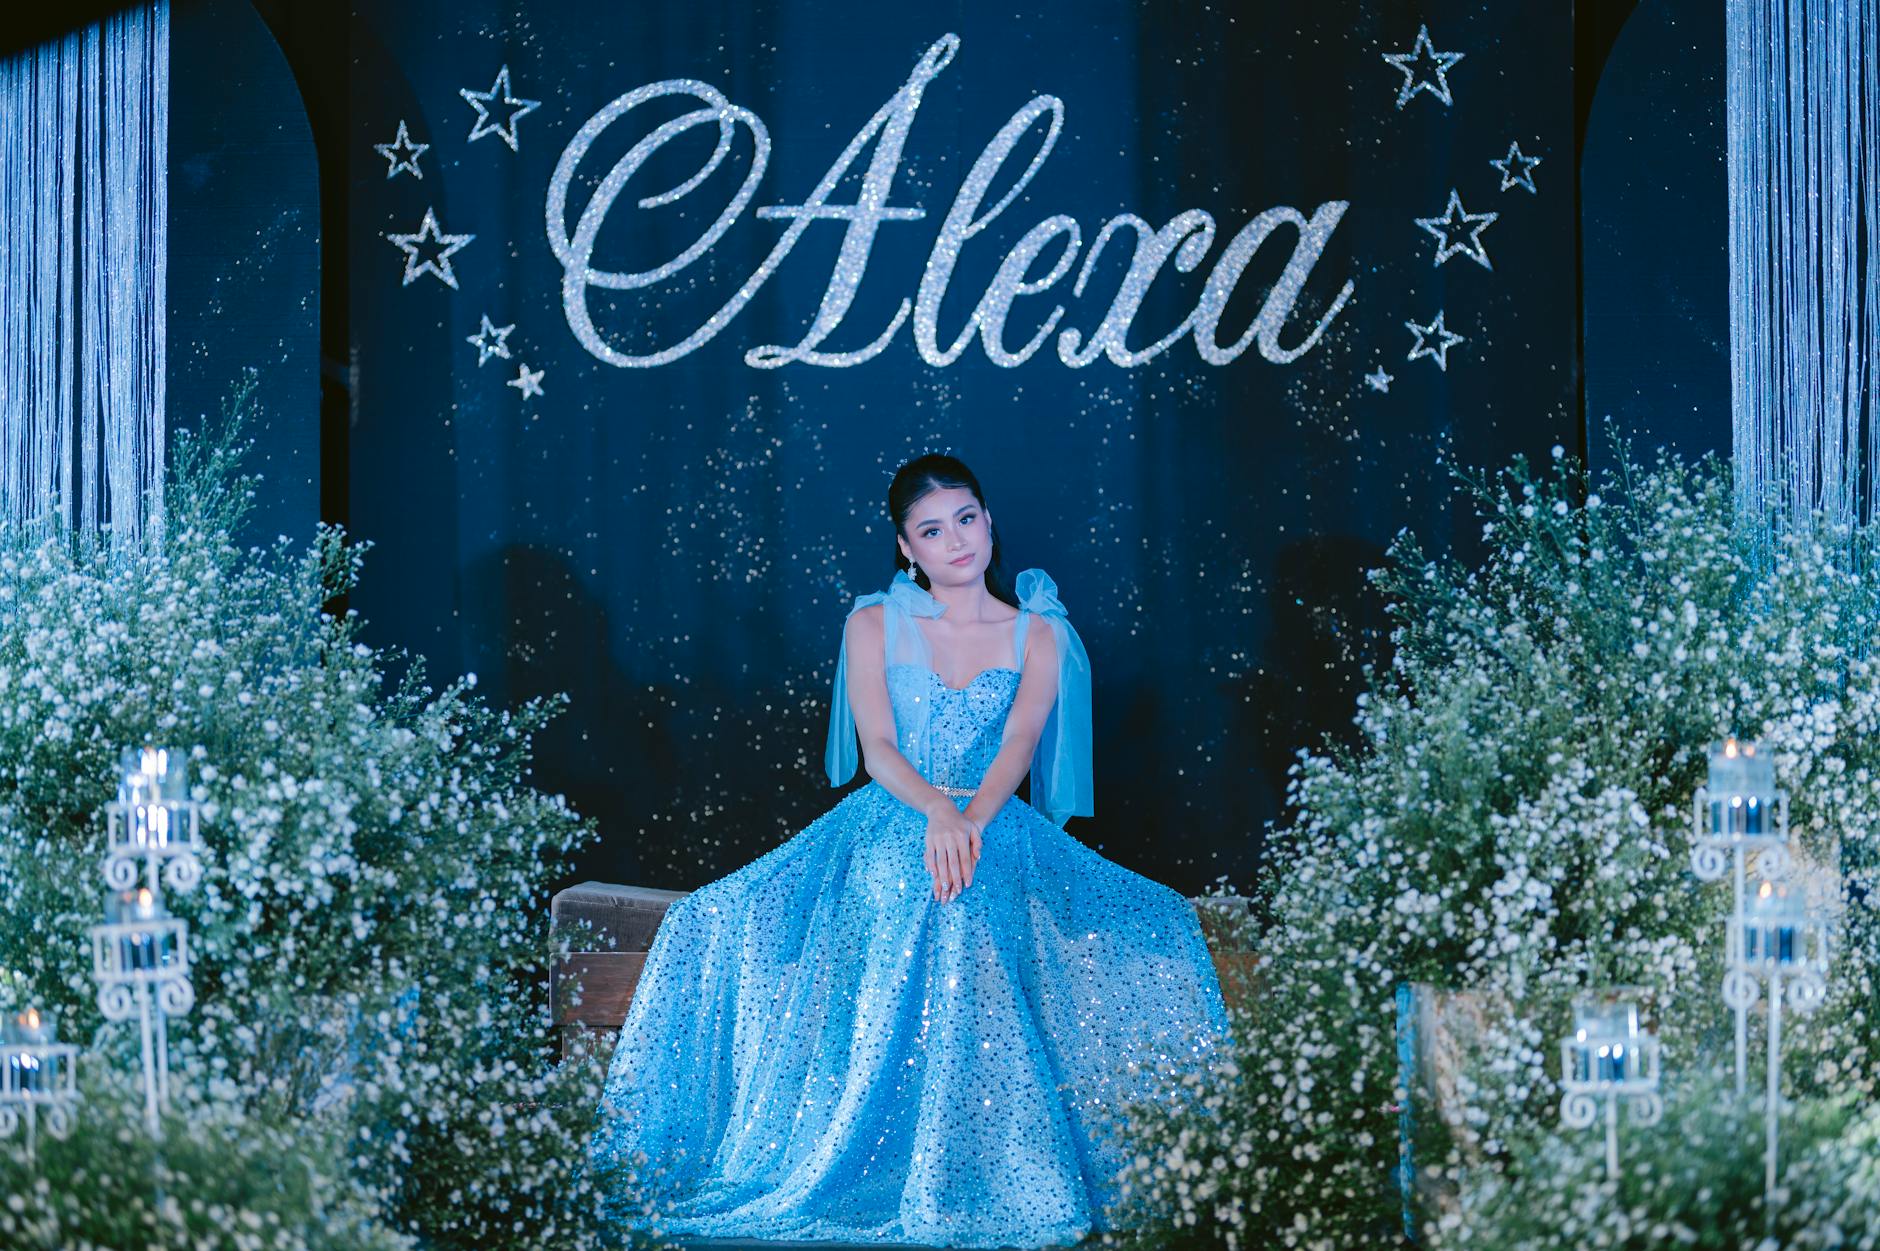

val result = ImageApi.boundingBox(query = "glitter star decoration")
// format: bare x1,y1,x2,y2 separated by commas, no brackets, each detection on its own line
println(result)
461,65,541,152
385,207,476,289
1381,24,1465,109
467,314,515,365
1491,140,1543,193
372,120,429,180
1404,311,1466,371
508,363,546,399
1365,367,1394,393
1414,189,1499,270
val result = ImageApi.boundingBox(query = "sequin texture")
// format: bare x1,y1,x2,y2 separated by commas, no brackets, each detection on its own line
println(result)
589,666,1232,1248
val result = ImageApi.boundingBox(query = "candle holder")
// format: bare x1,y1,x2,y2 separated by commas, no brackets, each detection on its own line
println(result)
0,1008,79,1164
90,886,193,1134
1722,877,1829,1213
1557,991,1663,1179
103,746,205,895
1689,736,1792,1094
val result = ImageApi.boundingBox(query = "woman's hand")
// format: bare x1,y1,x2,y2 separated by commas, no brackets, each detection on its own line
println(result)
922,799,982,903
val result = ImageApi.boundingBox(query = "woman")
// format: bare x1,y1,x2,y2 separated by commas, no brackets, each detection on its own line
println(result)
589,454,1231,1248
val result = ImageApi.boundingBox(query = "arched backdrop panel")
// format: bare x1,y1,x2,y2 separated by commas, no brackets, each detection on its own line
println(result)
169,0,321,543
1582,0,1729,472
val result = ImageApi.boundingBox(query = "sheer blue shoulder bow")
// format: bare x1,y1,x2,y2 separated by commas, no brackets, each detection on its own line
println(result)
1010,568,1094,827
823,571,932,790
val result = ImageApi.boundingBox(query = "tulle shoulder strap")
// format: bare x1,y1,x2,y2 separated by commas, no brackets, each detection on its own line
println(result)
1011,568,1094,826
824,570,943,787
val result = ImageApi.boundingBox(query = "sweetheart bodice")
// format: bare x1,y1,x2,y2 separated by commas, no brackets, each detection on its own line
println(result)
885,663,1021,793
825,567,1092,826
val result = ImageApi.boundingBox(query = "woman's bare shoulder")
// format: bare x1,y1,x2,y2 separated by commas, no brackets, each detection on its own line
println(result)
1020,612,1058,665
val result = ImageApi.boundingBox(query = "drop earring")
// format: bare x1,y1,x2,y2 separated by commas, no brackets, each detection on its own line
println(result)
909,560,920,581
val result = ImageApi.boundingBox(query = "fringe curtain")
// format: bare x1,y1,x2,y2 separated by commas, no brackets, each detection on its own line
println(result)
0,3,168,544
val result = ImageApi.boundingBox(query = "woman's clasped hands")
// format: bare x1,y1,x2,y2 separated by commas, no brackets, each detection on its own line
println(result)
921,797,981,904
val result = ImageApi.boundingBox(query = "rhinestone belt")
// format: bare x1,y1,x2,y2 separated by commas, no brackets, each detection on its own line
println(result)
934,783,975,798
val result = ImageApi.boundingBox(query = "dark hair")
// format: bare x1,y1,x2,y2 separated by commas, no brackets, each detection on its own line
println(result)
888,454,1018,609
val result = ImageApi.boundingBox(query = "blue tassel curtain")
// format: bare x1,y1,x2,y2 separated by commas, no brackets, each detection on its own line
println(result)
1728,0,1880,548
0,2,168,542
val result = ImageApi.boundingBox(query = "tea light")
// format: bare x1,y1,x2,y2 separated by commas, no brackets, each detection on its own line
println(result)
112,885,162,923
105,745,205,895
1558,991,1663,1178
106,887,166,972
1744,879,1806,966
1567,995,1640,1084
6,1007,51,1046
2,1008,73,1098
0,1004,78,1158
1708,737,1777,836
120,745,186,800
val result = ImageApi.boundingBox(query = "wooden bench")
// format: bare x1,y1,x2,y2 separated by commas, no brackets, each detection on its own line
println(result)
551,881,1258,1059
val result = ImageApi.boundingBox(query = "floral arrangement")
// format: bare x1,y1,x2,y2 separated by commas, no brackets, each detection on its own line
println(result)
0,382,652,1248
1447,1072,1878,1248
0,1062,408,1251
1105,447,1880,1248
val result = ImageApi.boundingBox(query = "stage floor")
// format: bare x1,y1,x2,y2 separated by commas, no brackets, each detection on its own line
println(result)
670,1239,1098,1250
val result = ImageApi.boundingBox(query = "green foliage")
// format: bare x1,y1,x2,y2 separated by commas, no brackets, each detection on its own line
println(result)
1448,1073,1876,1249
0,1057,408,1250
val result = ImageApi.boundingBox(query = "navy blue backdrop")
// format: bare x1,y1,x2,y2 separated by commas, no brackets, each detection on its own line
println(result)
163,1,1739,897
345,0,1577,894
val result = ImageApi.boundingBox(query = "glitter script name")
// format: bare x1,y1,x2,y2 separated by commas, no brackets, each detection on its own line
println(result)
546,33,1355,370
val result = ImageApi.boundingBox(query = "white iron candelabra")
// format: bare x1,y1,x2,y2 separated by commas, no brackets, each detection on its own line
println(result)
1558,992,1664,1179
1689,736,1791,1094
0,1008,79,1164
103,746,204,896
90,886,194,1134
1725,877,1828,1216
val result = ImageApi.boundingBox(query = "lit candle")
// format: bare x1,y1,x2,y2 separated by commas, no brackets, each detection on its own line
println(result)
1745,879,1806,966
122,745,186,803
1569,995,1640,1084
3,1008,55,1096
1707,737,1777,836
108,886,166,972
8,1007,51,1045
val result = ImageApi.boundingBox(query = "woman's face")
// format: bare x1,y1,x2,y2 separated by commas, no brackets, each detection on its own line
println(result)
897,486,991,586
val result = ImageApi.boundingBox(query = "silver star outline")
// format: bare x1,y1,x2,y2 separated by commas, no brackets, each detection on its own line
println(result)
508,363,546,400
467,314,516,365
1491,140,1543,194
385,207,476,289
1365,367,1394,393
373,120,429,180
1414,189,1498,270
461,65,541,152
1405,311,1466,372
1381,25,1465,110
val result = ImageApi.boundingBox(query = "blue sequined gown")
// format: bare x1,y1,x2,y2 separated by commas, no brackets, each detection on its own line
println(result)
589,572,1231,1249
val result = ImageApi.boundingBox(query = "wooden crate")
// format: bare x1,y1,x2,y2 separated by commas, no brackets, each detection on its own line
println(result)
550,882,686,1061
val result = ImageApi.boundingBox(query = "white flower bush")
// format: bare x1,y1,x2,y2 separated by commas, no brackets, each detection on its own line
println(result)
0,385,654,1247
1106,449,1880,1248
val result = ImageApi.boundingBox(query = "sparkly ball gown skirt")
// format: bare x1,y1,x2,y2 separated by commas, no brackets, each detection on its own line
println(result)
589,577,1231,1248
